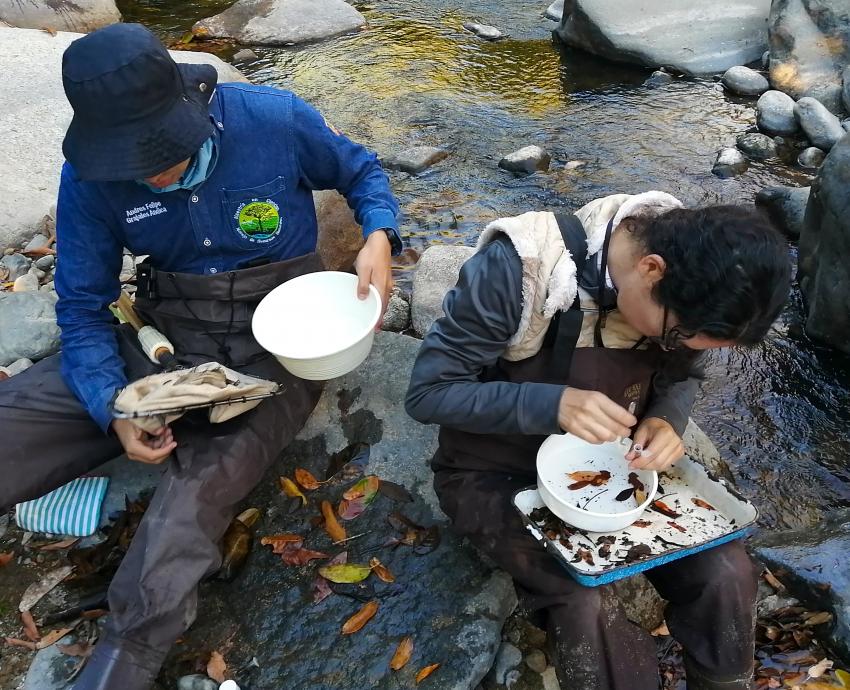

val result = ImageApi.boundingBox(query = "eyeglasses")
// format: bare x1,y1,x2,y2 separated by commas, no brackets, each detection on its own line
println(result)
648,306,694,351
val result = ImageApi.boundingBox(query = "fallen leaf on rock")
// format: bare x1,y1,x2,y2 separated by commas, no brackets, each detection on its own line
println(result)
762,568,786,592
651,622,670,637
836,669,850,686
39,538,80,551
390,636,413,670
321,500,346,542
280,546,328,567
650,500,680,519
21,611,40,642
37,627,75,650
416,663,441,684
208,651,227,683
58,641,93,658
370,558,395,583
343,475,380,504
19,565,74,612
40,26,57,36
807,658,833,678
279,477,307,505
378,481,414,503
295,468,322,490
312,552,348,604
802,611,833,627
342,600,378,634
260,534,303,554
235,507,260,528
5,636,37,650
338,498,366,521
326,442,370,481
319,563,372,583
691,498,715,511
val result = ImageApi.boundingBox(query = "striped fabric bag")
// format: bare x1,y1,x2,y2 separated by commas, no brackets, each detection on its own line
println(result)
15,477,110,537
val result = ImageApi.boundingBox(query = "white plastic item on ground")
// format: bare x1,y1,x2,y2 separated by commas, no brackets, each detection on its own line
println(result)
220,682,241,690
252,271,381,380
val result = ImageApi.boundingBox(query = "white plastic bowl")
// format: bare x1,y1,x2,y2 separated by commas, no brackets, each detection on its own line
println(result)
252,271,381,380
536,433,658,532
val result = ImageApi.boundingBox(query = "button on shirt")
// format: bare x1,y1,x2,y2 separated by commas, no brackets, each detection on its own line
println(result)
54,83,401,432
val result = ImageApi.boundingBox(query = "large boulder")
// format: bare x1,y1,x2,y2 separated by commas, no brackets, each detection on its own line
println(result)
755,185,810,239
192,0,366,46
798,134,850,353
411,245,476,337
768,0,850,113
0,0,119,33
314,189,363,271
0,28,247,253
555,0,772,75
0,291,60,366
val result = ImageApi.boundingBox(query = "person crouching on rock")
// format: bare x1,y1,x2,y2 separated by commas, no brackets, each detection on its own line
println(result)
0,23,401,690
405,193,790,690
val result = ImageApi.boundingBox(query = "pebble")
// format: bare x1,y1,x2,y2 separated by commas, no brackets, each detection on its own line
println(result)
563,160,587,170
23,234,49,253
7,358,33,376
382,146,449,175
794,97,846,151
35,255,54,270
3,247,14,255
177,675,219,690
643,70,673,88
798,146,826,169
712,148,748,178
499,145,551,174
721,65,769,96
757,90,799,135
1,252,31,281
381,289,411,332
33,268,46,280
736,132,777,160
232,48,258,61
13,271,39,292
492,641,523,685
524,649,548,674
40,281,55,293
462,22,503,40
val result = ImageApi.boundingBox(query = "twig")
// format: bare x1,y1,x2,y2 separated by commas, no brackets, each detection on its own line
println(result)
332,531,369,546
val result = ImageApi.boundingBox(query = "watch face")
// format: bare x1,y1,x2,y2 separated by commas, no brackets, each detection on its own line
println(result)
384,228,403,254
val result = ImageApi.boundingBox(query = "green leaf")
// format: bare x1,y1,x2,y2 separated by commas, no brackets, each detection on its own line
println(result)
343,475,380,505
179,30,195,44
317,563,372,583
836,669,850,687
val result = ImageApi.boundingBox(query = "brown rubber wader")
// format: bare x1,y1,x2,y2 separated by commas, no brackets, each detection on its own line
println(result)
0,255,325,690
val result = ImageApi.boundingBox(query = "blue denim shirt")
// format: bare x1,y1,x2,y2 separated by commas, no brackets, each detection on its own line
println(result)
54,83,400,432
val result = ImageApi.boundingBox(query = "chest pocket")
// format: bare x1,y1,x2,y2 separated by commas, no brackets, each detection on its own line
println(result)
221,176,286,249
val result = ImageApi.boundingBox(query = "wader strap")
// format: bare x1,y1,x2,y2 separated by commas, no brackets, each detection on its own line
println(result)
594,219,616,348
550,213,589,381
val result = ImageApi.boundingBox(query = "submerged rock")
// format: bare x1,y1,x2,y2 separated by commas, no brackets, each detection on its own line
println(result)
712,148,748,178
463,22,504,41
722,66,769,96
0,292,59,366
499,145,551,174
756,90,798,135
192,0,366,45
383,146,449,175
794,97,846,151
736,132,777,160
643,70,673,88
755,185,810,239
0,0,120,33
555,0,771,75
797,146,825,169
798,135,850,353
411,245,476,337
232,48,259,62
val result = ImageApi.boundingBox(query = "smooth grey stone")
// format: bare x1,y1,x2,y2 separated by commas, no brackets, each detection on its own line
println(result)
499,145,552,174
412,245,476,337
555,0,771,74
491,641,523,685
756,90,798,135
544,0,563,22
177,675,219,690
755,185,810,240
736,132,777,159
383,146,449,175
797,146,826,169
34,254,54,270
462,22,503,40
23,233,49,253
712,147,748,178
13,271,39,293
524,649,548,674
232,48,258,62
0,252,31,281
381,289,410,333
0,0,119,33
794,97,846,151
643,70,673,88
193,0,366,45
722,65,769,96
0,291,59,366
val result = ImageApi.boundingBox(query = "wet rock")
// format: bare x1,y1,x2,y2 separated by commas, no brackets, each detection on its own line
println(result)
0,291,59,366
798,135,850,353
736,132,777,159
411,245,476,337
34,255,54,271
177,675,219,690
22,629,77,690
232,48,258,62
381,289,410,333
794,97,846,151
555,0,771,75
757,593,801,618
768,0,850,106
683,420,734,484
24,233,49,253
722,66,769,96
756,90,798,135
0,28,247,253
612,575,665,631
13,270,40,293
192,0,366,46
0,0,120,33
7,358,33,376
844,66,850,113
490,641,523,686
524,649,547,674
797,146,826,169
755,185,810,240
314,189,363,272
712,147,748,178
1,252,31,281
545,0,563,22
383,146,449,175
463,22,504,41
643,70,673,88
505,616,548,652
753,508,850,660
499,145,551,174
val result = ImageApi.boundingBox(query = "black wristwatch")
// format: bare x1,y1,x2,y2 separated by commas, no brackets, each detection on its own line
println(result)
378,227,403,255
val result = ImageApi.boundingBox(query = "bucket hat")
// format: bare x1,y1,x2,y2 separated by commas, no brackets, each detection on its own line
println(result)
61,23,217,182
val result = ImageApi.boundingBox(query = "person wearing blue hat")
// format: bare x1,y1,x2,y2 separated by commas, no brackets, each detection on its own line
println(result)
0,22,401,689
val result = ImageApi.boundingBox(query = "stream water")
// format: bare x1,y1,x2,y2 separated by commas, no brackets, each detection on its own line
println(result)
118,0,850,530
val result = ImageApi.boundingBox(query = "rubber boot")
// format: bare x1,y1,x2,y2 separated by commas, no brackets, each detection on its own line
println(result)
684,655,752,690
72,634,164,690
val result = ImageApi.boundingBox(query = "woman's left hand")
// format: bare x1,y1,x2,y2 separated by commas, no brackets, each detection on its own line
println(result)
354,230,393,328
625,417,685,471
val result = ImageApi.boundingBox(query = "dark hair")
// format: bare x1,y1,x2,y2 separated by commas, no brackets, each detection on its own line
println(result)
630,205,791,345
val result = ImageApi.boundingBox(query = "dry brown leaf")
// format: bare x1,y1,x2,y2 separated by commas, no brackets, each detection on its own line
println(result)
36,627,74,649
279,477,307,505
58,641,93,657
235,507,260,528
803,611,833,627
280,546,328,566
295,468,321,490
260,534,303,554
341,600,379,635
370,557,395,583
691,497,716,511
390,636,413,671
650,622,670,637
567,470,611,489
40,26,57,36
81,609,109,620
19,565,74,612
321,500,346,542
650,500,681,519
343,475,380,502
208,650,227,683
38,538,80,551
5,636,37,650
762,568,786,592
416,663,441,684
21,611,40,642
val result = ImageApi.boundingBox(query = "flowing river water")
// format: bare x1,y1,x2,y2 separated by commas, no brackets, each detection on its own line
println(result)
119,0,850,531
